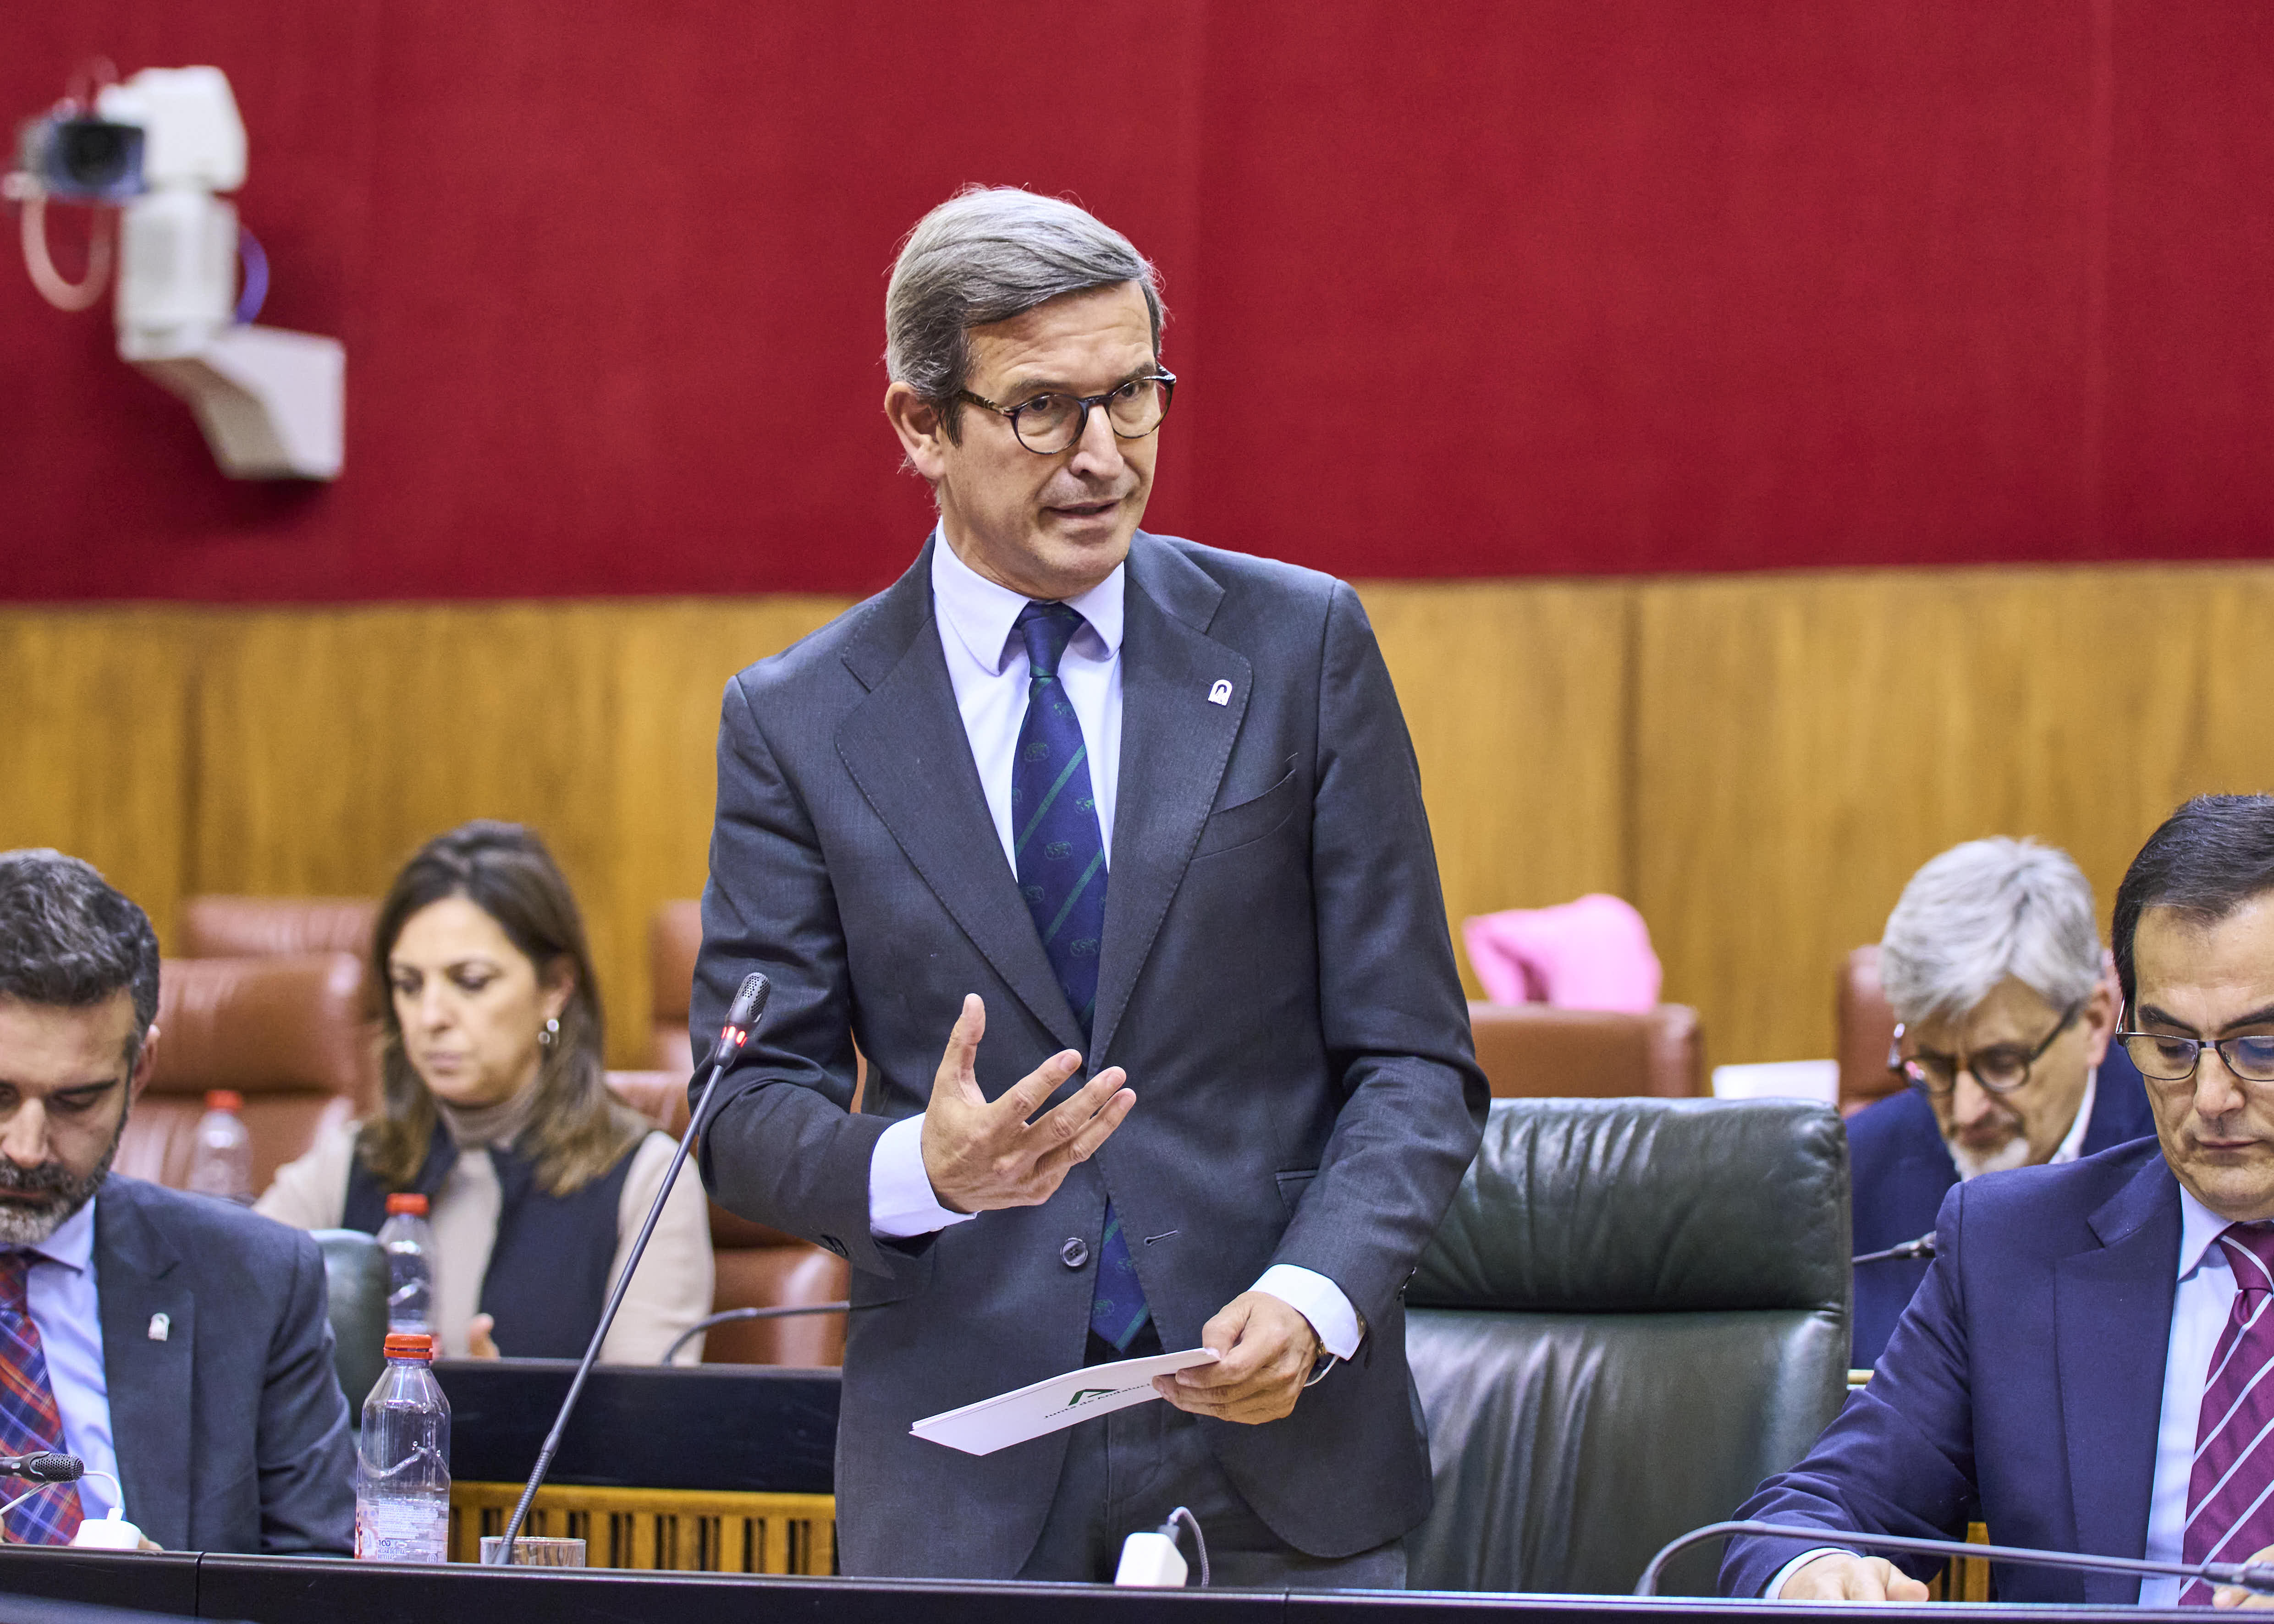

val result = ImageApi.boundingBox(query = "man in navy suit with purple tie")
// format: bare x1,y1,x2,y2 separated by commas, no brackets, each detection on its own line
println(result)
1725,796,2274,1604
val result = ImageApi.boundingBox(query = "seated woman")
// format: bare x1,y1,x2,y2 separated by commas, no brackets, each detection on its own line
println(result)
258,820,713,1362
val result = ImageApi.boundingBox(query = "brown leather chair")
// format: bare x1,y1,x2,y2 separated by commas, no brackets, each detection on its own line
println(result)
650,901,702,1076
605,1070,848,1367
181,896,379,963
1836,946,1905,1116
652,900,869,1111
1468,1001,1705,1098
120,954,374,1194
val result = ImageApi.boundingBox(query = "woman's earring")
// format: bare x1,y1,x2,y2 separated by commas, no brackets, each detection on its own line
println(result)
539,1016,560,1049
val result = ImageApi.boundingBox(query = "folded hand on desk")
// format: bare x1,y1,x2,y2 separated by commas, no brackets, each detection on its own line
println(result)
1777,1552,1930,1602
2213,1543,2274,1608
1152,1291,1319,1425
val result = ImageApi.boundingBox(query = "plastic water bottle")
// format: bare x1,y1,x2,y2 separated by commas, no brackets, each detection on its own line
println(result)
376,1193,435,1333
355,1331,450,1562
183,1090,253,1203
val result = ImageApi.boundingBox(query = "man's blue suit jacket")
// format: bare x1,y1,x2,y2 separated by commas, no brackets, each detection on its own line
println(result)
1847,1048,2156,1367
1721,1136,2184,1604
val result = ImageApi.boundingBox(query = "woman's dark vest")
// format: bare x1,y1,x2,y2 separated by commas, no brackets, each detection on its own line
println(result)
343,1124,638,1358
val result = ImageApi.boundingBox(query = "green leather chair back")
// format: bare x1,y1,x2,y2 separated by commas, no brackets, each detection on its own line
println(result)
311,1227,389,1413
1404,1097,1851,1596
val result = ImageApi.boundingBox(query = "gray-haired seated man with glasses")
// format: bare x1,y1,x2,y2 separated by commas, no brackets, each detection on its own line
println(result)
1847,838,2153,1368
1724,796,2274,1603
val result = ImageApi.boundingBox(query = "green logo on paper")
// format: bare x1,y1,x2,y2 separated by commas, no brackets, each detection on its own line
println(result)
1068,1388,1116,1406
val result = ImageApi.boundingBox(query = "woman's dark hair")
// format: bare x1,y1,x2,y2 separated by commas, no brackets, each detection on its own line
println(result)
2113,795,2274,1012
361,821,637,1195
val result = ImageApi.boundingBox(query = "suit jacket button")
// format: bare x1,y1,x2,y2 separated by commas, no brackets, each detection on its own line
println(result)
1060,1237,1090,1269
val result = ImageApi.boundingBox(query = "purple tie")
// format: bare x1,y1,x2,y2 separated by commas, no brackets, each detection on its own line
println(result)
2183,1224,2274,1602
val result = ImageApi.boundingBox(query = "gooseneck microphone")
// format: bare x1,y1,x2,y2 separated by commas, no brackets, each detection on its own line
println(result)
1634,1519,2274,1599
489,971,771,1566
661,1301,861,1369
0,1452,82,1483
1851,1231,1937,1266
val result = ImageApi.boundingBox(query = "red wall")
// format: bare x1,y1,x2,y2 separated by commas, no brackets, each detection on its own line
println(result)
4,1,2271,602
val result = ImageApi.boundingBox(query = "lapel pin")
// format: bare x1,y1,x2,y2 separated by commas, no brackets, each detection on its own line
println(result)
1207,680,1232,706
147,1313,170,1342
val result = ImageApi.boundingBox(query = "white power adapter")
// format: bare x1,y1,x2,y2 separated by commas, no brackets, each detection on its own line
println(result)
1114,1529,1189,1587
1114,1506,1208,1587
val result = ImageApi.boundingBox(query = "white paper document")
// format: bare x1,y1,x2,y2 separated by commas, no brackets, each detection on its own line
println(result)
910,1347,1220,1456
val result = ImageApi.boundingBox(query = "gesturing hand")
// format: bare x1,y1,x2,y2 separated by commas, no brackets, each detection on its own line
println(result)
1152,1291,1319,1424
920,994,1134,1214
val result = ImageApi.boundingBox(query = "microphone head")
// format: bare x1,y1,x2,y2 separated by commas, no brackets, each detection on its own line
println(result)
23,1452,83,1482
727,972,770,1028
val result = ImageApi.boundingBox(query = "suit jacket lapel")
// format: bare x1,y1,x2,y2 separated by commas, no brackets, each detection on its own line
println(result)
837,543,1085,1054
1089,537,1248,1064
2056,1153,2180,1603
93,1182,194,1553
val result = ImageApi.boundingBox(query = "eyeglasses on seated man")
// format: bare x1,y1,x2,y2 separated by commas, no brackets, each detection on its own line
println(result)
1845,837,2152,1369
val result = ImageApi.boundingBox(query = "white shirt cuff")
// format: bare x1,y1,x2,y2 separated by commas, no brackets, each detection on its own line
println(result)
1767,1547,1856,1599
1253,1264,1361,1361
868,1114,978,1239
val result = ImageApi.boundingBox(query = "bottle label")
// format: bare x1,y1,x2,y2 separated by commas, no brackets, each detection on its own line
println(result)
355,1494,448,1563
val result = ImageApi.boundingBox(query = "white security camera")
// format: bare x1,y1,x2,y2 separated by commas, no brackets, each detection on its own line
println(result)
9,65,344,480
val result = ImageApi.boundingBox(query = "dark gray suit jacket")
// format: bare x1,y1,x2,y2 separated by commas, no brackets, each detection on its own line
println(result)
694,532,1488,1578
94,1175,354,1553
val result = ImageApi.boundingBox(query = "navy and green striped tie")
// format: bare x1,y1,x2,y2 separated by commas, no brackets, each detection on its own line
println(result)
1011,601,1149,1353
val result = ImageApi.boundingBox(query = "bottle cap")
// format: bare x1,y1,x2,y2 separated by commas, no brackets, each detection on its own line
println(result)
385,1192,428,1217
383,1332,436,1361
204,1089,242,1113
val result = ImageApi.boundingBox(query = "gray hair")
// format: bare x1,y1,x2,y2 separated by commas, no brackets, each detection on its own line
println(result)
885,187,1164,438
0,849,161,1066
1879,837,2103,1027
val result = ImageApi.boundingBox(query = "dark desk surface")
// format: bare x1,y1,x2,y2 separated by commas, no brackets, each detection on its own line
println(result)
0,1549,2215,1624
433,1358,839,1494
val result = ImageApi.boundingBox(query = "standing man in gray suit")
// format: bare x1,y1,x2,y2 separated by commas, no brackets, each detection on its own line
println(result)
694,187,1486,1585
0,850,353,1553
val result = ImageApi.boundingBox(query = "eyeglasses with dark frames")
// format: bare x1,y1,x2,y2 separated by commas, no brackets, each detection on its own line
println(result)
957,371,1177,455
1889,999,2084,1098
2114,1008,2274,1084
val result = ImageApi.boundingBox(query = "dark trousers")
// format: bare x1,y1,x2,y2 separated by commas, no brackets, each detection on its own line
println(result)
1014,1347,1407,1589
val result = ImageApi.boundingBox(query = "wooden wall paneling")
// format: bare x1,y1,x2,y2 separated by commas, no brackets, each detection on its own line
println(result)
0,609,198,953
1632,565,2274,1068
609,598,855,1055
1356,580,1635,996
188,602,634,1052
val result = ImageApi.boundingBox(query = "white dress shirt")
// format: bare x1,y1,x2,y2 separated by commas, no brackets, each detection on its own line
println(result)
14,1196,121,1521
864,532,1363,1361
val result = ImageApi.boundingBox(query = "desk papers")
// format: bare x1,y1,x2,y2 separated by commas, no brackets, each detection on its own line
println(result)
910,1347,1220,1456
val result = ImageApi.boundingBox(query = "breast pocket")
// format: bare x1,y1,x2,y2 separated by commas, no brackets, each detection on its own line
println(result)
1192,762,1303,859
1274,1167,1319,1218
